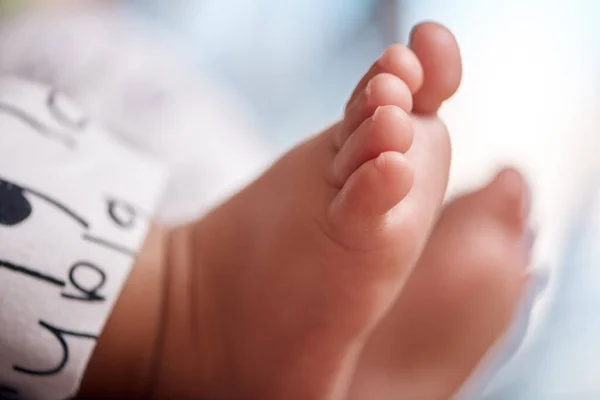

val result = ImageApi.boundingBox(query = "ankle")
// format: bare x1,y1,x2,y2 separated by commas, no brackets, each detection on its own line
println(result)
78,223,169,399
149,221,233,398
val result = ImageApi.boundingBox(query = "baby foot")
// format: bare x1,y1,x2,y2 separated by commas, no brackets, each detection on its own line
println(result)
349,168,533,400
151,22,461,400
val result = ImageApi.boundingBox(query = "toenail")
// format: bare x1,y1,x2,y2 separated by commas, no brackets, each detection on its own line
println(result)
372,106,383,121
377,45,399,68
377,47,389,62
364,79,374,101
371,105,408,129
374,152,387,170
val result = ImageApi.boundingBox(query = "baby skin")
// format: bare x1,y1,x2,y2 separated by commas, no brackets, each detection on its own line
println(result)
79,22,463,399
349,168,533,400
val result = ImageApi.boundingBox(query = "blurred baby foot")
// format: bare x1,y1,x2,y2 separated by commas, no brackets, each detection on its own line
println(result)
349,168,533,400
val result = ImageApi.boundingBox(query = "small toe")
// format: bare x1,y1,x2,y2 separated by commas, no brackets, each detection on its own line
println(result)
332,105,413,186
347,44,424,107
338,73,412,148
328,152,413,247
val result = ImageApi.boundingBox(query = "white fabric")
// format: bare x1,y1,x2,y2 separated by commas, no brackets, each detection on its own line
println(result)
0,77,166,400
0,4,272,225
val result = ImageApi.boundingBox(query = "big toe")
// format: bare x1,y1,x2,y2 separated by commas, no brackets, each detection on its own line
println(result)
478,167,531,236
445,167,533,295
410,21,462,114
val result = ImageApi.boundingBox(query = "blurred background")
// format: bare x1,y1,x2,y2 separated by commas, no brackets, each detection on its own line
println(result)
1,0,600,398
